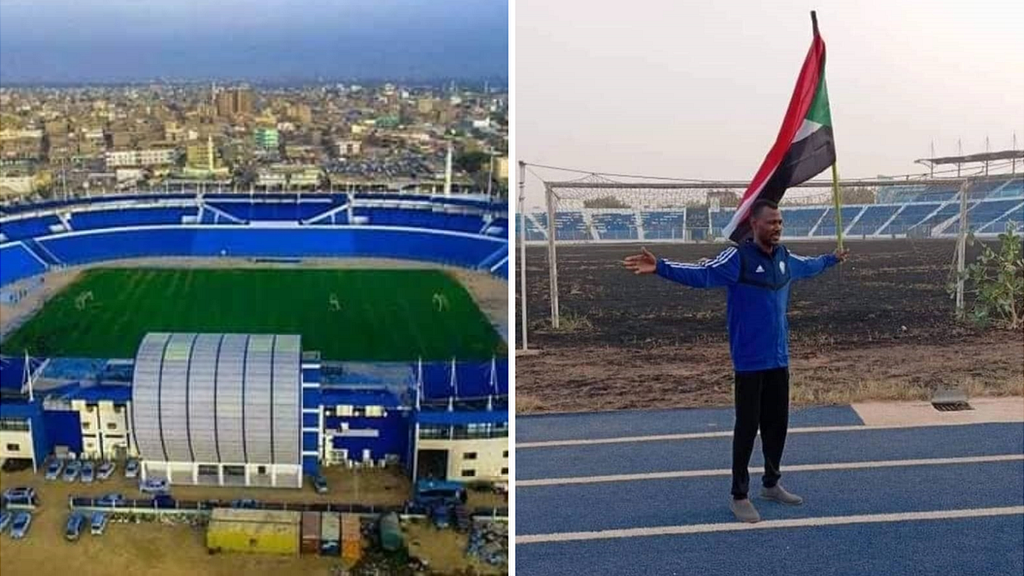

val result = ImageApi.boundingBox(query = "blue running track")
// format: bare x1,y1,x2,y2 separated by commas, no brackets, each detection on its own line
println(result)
516,406,1024,576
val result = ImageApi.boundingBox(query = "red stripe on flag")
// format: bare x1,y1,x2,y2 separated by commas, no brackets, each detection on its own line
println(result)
734,33,827,223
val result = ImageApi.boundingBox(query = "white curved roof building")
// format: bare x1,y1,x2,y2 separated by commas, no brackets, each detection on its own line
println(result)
131,332,304,488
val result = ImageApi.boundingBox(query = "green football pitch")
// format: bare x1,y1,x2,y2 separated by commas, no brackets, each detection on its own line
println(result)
0,268,506,361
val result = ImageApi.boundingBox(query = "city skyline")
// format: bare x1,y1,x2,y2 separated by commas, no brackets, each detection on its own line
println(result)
0,0,508,83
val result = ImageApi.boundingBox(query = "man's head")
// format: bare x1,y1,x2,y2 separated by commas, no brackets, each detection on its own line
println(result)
749,199,783,247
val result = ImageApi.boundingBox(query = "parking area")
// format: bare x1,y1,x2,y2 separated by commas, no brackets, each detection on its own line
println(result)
516,403,1024,576
1,461,502,575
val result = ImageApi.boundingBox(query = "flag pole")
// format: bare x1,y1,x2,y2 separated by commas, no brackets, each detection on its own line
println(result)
814,10,844,253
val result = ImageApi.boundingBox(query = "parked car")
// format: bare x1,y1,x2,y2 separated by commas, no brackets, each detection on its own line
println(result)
139,478,168,494
124,459,140,479
65,513,85,542
80,461,95,483
230,498,259,509
96,493,125,507
431,504,451,529
90,512,109,536
312,475,328,494
2,487,38,507
0,511,11,533
152,494,176,509
96,461,116,481
10,511,32,539
1,458,31,472
44,459,64,480
63,460,82,482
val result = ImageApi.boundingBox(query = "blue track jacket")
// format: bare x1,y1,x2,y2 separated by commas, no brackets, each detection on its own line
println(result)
656,240,839,372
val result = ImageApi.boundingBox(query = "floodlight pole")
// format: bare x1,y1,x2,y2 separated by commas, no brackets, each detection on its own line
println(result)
518,161,529,350
545,182,560,329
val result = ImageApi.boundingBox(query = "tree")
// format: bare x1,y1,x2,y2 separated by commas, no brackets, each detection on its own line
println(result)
948,225,1024,329
583,196,630,209
455,150,490,174
840,186,876,205
708,190,739,208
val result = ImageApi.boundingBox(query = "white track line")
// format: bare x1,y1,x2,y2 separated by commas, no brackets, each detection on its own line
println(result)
516,506,1024,544
517,420,1024,449
518,454,1024,487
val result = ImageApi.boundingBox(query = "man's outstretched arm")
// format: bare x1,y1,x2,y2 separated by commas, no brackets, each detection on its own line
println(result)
788,248,849,280
625,246,739,288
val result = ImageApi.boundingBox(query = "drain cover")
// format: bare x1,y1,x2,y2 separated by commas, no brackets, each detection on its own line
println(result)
932,401,974,412
931,388,973,412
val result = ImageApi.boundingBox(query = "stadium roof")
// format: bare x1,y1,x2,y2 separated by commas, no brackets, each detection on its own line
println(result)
915,149,1024,166
416,409,508,425
0,355,46,393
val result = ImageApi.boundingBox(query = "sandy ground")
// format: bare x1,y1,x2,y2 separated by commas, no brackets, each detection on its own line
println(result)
405,521,503,575
516,332,1024,414
0,268,83,339
0,464,503,576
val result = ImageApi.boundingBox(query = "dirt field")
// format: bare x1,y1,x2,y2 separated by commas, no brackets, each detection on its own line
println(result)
516,239,1024,413
0,465,501,576
406,521,503,575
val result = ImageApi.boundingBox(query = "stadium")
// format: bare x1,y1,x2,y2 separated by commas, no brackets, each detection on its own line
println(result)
0,191,509,490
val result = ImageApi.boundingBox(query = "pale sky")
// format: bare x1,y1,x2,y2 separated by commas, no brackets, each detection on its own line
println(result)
0,0,507,82
516,0,1024,207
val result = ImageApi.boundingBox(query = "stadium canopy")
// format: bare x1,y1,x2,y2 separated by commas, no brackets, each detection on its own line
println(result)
0,355,47,396
915,149,1024,176
915,150,1024,166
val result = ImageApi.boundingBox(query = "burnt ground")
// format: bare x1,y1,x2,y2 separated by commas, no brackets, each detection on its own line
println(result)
515,239,1024,413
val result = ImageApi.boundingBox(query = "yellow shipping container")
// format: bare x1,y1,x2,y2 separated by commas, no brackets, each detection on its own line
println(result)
342,540,363,563
206,509,302,556
340,514,363,563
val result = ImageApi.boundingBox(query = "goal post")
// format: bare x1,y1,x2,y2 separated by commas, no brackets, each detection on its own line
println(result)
531,176,974,338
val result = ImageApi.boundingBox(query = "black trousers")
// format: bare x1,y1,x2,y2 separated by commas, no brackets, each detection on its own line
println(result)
731,367,790,499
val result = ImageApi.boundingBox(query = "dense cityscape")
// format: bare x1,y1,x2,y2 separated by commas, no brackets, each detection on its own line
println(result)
0,81,509,202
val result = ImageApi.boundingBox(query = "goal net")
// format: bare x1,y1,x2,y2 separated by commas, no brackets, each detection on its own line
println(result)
518,173,988,336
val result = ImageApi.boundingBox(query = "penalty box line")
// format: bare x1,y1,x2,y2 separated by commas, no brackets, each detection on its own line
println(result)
516,505,1024,545
518,454,1024,487
517,420,1024,449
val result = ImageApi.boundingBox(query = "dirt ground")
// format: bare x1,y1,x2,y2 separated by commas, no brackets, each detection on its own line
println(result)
405,521,503,575
516,239,1024,413
0,465,500,576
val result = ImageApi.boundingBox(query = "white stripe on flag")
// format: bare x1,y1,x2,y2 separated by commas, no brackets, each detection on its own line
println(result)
792,119,824,144
722,166,779,240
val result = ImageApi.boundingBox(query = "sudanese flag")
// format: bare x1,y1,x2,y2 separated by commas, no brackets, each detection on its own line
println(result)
723,12,836,243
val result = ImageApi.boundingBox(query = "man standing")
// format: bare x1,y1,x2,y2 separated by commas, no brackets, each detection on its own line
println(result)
623,198,848,523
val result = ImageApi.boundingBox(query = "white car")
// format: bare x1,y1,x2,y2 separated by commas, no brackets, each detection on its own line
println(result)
139,478,169,494
124,459,140,479
96,461,116,480
90,512,109,535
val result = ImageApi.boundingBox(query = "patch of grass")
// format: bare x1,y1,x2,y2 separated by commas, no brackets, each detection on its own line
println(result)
515,394,547,414
1,267,505,361
552,311,594,332
791,374,1024,406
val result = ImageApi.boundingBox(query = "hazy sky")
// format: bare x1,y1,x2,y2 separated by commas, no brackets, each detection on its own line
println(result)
0,0,508,82
517,0,1024,207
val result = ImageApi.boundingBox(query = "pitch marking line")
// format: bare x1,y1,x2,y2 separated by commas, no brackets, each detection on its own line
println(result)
517,454,1024,487
517,420,1024,449
516,505,1024,544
